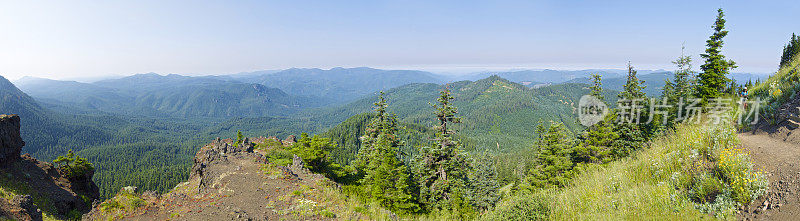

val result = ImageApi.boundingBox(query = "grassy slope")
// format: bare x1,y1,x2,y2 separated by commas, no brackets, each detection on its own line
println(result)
487,115,766,220
750,56,800,124
548,123,721,220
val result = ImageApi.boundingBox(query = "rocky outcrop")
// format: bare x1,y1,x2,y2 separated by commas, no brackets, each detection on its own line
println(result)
190,137,258,192
290,154,326,181
282,135,297,146
0,195,42,221
84,135,351,220
0,114,24,166
0,115,100,220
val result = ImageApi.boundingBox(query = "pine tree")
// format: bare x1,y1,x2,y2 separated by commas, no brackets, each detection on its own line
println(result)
780,33,800,68
525,122,575,188
672,45,695,100
575,113,619,164
357,92,420,213
416,88,473,214
574,72,621,164
696,8,737,103
53,150,95,179
613,62,647,157
467,152,501,212
619,62,647,101
726,79,739,95
235,130,244,145
664,45,695,128
353,92,391,174
589,73,604,101
662,78,675,102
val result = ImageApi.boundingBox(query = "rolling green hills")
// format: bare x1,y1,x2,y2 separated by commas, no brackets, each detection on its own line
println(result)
305,76,618,152
3,73,617,198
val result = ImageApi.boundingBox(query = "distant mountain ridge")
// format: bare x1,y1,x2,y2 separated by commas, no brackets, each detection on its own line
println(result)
16,74,317,118
565,71,768,97
15,67,446,117
234,67,444,103
14,67,768,118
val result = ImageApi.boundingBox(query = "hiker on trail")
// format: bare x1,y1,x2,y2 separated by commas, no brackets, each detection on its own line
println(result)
741,86,749,109
742,86,749,99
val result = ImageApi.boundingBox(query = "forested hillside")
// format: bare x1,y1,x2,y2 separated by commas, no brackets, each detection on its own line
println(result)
15,74,322,118
309,76,618,151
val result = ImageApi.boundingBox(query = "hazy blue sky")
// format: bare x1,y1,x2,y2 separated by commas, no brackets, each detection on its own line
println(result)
1,0,798,80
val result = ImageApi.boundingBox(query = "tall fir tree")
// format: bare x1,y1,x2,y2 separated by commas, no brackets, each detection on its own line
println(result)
612,62,647,157
696,8,737,103
416,88,473,214
353,92,391,174
466,152,501,213
672,45,695,100
525,122,575,188
575,113,619,164
589,73,604,101
664,45,695,128
576,73,619,164
619,62,647,101
780,33,800,68
356,92,420,213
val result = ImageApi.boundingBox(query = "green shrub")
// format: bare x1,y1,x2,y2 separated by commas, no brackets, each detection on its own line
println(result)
289,133,336,172
262,148,294,166
53,150,94,179
483,193,551,221
99,199,123,213
690,174,724,203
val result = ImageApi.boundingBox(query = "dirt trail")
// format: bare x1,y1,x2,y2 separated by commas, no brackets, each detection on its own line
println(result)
738,132,800,220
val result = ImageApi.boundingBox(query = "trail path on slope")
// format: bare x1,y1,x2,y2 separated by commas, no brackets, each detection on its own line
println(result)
738,133,800,220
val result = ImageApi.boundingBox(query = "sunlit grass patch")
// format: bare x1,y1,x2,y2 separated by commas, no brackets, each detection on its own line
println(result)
93,187,148,220
485,120,766,220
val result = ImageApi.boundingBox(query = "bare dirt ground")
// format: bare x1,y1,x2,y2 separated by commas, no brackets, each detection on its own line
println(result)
738,130,800,220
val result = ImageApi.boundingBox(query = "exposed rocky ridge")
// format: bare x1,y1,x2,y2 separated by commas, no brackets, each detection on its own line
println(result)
0,115,23,166
84,136,352,220
0,114,100,220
